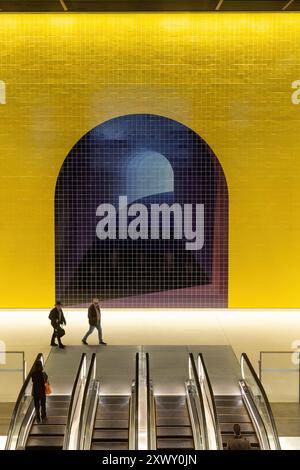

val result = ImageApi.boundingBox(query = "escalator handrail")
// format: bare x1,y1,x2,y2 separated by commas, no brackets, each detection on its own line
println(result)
77,353,97,449
5,352,44,449
188,353,209,450
135,352,139,450
240,352,281,450
63,353,87,449
198,353,223,450
146,352,150,449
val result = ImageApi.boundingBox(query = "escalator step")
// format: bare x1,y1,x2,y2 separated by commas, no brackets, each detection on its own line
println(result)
156,396,186,402
96,411,129,420
222,434,259,446
157,426,193,438
91,441,129,450
30,425,65,436
215,397,244,407
93,429,128,441
155,409,189,418
45,401,70,408
217,414,251,423
157,438,194,449
217,406,248,415
100,396,130,405
220,422,256,434
45,408,69,417
40,416,67,425
94,419,129,429
46,395,70,402
26,436,64,450
155,397,187,407
156,417,191,427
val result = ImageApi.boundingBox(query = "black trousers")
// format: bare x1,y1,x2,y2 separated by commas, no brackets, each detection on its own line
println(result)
51,327,63,346
33,394,46,420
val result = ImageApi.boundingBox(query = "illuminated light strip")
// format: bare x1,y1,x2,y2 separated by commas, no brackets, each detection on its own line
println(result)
282,0,295,10
215,0,224,10
59,0,68,11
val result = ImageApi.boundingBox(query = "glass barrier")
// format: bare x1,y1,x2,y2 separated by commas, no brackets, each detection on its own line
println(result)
241,353,280,450
0,351,26,403
5,353,44,450
259,351,300,403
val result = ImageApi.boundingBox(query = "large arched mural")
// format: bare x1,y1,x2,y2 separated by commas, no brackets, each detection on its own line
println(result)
55,114,228,307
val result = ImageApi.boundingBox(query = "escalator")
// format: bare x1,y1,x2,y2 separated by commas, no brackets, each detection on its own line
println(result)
91,396,130,450
147,353,209,450
155,396,194,449
77,352,138,450
196,352,281,451
5,352,87,450
25,395,70,450
215,395,259,449
6,348,281,451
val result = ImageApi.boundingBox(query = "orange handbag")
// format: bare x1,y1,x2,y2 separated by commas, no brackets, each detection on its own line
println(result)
45,381,52,395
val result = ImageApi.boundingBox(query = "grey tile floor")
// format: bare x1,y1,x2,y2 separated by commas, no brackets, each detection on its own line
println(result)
272,403,300,436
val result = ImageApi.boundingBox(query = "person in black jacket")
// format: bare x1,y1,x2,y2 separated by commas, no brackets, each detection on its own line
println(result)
82,297,107,346
48,301,66,349
31,360,48,423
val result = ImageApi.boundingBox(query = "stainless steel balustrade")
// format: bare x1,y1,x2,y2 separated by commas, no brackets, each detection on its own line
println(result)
240,352,281,450
197,353,223,450
63,353,87,450
5,353,44,450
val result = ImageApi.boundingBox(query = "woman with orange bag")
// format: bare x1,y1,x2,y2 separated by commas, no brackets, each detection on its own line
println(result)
31,360,50,423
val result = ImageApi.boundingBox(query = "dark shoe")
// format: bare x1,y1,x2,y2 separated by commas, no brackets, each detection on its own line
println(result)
42,416,48,423
100,341,107,346
82,339,88,345
36,418,41,424
59,344,65,349
50,343,58,347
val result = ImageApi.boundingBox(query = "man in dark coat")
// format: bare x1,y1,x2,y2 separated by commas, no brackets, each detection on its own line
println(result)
48,301,66,349
227,424,252,450
82,297,107,346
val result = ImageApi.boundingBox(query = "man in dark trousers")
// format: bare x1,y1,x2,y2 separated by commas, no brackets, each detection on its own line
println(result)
82,297,107,346
227,424,251,450
49,301,66,349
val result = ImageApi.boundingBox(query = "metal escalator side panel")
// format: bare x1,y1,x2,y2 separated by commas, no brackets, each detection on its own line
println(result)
82,381,100,450
5,353,44,450
77,353,98,450
129,352,139,450
185,381,202,450
197,353,223,450
188,353,209,450
63,353,87,450
16,399,36,450
239,380,270,450
240,353,281,450
146,352,156,450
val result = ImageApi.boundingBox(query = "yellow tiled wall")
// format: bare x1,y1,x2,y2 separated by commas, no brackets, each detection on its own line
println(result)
0,13,300,308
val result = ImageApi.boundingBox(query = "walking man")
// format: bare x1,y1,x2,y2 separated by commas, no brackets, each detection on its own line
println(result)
82,297,107,346
49,301,66,349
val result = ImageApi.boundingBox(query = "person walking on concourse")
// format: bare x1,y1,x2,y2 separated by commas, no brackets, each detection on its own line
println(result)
82,297,107,346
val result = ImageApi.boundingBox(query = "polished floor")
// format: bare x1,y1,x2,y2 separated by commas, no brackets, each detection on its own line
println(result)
1,308,300,448
1,308,300,378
